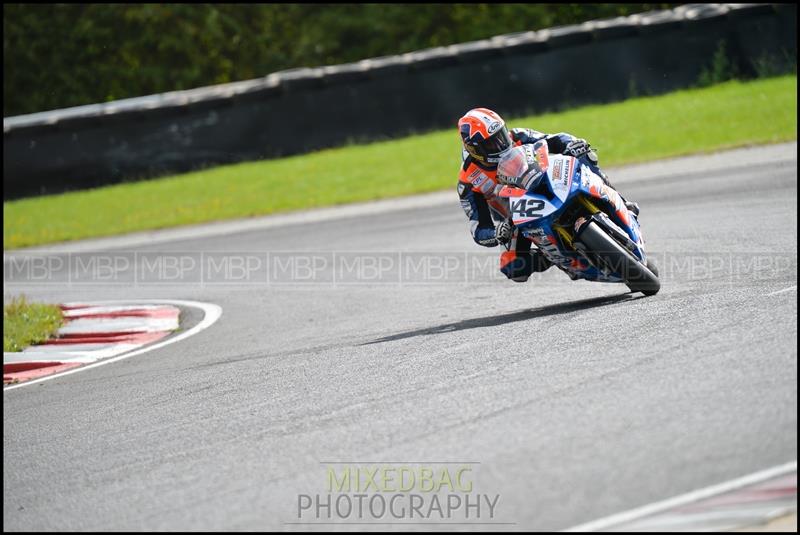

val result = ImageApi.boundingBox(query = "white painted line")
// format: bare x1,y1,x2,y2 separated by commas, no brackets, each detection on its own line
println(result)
61,304,173,316
3,299,222,391
58,316,179,334
563,460,798,532
14,343,136,355
767,285,797,297
3,352,99,364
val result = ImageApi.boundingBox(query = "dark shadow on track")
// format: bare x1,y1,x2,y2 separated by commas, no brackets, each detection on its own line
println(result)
362,292,642,345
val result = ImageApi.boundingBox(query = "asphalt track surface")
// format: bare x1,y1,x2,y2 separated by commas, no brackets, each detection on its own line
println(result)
4,143,797,531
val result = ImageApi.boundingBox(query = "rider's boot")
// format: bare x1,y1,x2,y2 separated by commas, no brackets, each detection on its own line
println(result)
500,246,552,283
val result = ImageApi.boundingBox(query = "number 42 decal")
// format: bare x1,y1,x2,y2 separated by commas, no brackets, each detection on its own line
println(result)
511,198,545,218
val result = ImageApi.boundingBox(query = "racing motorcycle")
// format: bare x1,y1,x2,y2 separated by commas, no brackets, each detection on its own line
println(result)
496,141,660,295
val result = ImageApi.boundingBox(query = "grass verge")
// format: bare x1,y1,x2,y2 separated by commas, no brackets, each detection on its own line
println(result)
4,296,64,352
3,75,797,249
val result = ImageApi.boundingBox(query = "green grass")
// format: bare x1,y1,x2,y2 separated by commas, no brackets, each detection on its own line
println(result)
4,296,63,352
4,75,796,249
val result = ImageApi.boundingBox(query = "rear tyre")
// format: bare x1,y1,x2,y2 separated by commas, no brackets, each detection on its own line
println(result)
578,222,660,296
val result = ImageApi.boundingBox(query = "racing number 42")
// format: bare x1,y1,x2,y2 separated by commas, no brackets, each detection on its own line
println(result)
511,198,545,218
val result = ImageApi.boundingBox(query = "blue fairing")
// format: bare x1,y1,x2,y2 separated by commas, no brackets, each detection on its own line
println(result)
509,147,647,282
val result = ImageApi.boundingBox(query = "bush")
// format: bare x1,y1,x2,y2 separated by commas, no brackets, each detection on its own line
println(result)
697,39,796,88
697,41,739,87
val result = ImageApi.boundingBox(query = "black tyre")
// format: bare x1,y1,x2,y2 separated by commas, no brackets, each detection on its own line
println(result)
578,222,660,296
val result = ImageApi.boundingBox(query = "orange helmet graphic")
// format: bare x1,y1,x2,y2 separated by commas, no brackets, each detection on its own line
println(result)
458,107,513,166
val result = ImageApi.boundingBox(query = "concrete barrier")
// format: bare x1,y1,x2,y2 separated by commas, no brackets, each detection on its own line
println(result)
3,3,796,199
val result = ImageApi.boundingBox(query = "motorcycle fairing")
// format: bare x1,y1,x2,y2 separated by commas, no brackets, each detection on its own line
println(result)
498,146,646,281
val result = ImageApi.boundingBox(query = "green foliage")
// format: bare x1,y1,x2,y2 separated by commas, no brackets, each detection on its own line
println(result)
4,295,63,352
3,3,677,116
752,48,798,79
4,75,796,249
697,39,797,88
697,40,739,87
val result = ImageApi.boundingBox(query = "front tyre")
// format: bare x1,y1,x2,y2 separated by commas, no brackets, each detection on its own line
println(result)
577,222,660,296
640,259,660,296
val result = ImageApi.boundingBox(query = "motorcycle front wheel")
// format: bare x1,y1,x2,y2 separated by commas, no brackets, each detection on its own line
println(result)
578,222,661,296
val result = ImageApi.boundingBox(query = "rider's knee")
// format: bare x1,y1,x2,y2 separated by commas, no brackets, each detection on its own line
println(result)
500,252,534,282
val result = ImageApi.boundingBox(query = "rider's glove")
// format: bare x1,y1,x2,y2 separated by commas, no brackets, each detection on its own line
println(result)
565,138,592,158
495,219,513,245
625,200,641,218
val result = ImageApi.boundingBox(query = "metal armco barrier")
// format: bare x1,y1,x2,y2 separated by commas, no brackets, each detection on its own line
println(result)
3,3,796,199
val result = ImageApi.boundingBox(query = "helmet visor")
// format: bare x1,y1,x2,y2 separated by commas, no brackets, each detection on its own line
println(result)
483,126,512,157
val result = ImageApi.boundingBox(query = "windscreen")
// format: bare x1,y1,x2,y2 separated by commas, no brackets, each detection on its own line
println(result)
497,145,544,190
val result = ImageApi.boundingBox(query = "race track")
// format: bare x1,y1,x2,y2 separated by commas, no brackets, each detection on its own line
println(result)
3,143,797,530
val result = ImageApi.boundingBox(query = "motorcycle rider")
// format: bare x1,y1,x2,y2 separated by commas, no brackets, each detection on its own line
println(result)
457,107,639,282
